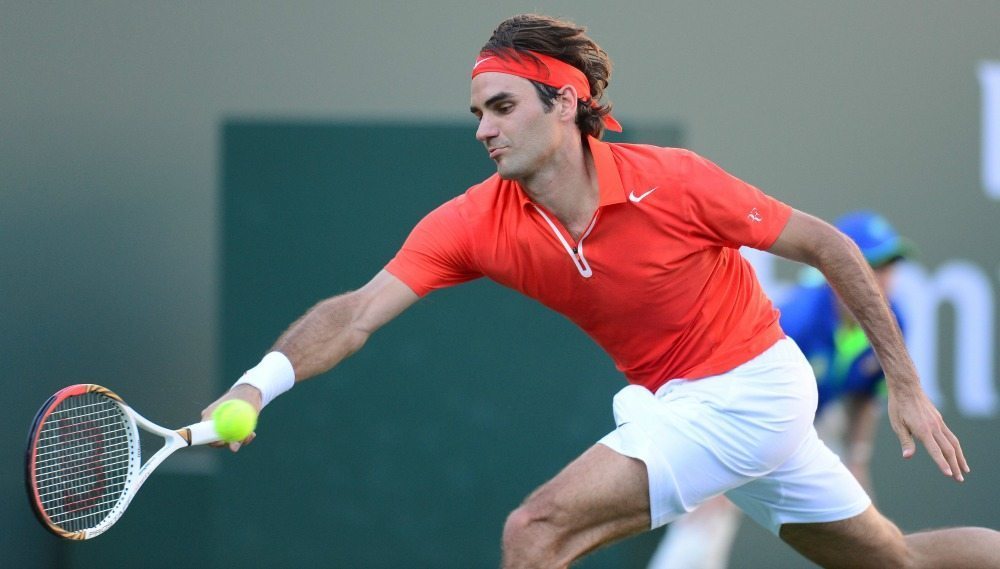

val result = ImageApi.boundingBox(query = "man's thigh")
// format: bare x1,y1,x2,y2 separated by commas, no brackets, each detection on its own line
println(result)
518,443,651,551
779,506,909,569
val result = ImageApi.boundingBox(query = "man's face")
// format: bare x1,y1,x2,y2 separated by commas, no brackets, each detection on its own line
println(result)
470,72,565,181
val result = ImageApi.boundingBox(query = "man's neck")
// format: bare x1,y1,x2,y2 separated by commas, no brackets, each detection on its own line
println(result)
520,137,599,240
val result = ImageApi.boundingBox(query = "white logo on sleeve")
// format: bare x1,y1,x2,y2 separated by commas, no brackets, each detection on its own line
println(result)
747,208,763,222
628,186,658,203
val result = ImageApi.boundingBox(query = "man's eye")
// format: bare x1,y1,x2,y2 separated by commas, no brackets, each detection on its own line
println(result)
497,104,513,114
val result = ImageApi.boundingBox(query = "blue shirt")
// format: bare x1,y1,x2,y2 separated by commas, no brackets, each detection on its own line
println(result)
778,281,905,413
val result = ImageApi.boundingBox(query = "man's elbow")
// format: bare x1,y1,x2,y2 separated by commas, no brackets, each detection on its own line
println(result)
811,228,864,271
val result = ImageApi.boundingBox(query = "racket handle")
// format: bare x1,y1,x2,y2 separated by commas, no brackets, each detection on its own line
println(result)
184,420,222,446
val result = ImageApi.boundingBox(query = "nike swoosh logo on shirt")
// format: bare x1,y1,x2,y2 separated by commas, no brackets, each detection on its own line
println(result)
628,186,658,203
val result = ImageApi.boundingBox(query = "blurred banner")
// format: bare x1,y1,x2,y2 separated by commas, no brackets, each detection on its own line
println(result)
981,61,1000,199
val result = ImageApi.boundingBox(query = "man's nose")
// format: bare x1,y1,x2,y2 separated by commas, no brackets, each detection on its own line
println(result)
476,116,498,142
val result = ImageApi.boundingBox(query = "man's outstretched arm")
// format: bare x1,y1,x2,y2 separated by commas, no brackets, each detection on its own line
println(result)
200,270,419,446
271,269,419,380
767,209,968,482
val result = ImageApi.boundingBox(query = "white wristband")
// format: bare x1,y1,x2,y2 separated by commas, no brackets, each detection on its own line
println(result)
233,352,296,408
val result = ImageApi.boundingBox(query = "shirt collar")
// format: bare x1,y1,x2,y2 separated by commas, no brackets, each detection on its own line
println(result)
513,136,627,208
588,136,627,207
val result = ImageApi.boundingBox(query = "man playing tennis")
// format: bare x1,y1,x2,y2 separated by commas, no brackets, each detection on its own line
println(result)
203,14,1000,568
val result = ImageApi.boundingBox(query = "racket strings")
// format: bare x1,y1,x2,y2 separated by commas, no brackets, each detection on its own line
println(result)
33,393,134,532
35,436,130,472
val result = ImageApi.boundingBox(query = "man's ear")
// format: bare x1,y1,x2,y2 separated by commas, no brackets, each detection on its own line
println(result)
555,85,580,123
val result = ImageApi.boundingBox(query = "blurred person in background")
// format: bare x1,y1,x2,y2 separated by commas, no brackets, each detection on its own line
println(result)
648,211,914,569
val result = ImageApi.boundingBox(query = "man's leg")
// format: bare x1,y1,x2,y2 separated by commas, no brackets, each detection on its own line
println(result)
780,505,1000,569
501,443,651,569
520,340,821,568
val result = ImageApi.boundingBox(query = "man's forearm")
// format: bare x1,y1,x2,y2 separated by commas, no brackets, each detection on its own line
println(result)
272,292,373,382
815,236,918,392
267,269,419,383
228,292,372,408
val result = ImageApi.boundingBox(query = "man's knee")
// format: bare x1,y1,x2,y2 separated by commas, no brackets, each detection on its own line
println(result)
501,498,566,567
905,527,1000,569
502,504,552,553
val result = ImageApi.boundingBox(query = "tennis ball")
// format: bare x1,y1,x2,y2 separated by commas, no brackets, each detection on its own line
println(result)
212,399,258,443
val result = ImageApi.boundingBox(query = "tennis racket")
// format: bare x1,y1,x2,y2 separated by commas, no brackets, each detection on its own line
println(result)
25,384,221,540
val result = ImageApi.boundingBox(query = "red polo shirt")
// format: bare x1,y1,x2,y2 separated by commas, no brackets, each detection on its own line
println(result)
385,137,791,391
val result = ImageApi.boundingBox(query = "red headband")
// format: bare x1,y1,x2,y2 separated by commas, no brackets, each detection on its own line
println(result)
472,50,622,133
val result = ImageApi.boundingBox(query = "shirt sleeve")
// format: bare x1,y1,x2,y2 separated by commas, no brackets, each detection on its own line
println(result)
680,150,792,250
384,198,482,297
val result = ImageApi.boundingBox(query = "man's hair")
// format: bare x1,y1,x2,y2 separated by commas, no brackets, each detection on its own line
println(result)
481,14,614,139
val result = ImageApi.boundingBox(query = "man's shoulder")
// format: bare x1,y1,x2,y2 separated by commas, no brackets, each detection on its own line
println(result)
607,141,696,163
605,142,702,178
429,173,516,221
604,141,700,192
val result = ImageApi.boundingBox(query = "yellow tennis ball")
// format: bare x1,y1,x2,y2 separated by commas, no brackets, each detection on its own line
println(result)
212,400,258,443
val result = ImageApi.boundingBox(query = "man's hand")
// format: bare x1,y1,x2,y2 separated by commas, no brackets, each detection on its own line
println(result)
201,384,263,452
887,386,969,482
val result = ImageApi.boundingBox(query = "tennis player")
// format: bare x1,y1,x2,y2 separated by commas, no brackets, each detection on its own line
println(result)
203,14,1000,568
647,210,915,569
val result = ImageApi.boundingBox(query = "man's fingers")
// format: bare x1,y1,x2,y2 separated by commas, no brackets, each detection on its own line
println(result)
200,401,222,423
898,428,916,459
914,424,965,481
201,398,256,452
919,433,952,477
890,391,968,482
944,426,970,474
226,431,256,453
932,430,964,482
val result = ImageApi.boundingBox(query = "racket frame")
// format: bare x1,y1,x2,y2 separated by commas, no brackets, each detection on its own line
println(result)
26,384,219,540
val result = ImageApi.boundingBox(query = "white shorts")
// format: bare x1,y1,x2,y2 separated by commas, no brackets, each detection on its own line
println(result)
598,338,871,534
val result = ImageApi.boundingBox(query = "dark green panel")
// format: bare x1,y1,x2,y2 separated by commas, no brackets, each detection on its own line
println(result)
65,474,217,569
221,122,682,568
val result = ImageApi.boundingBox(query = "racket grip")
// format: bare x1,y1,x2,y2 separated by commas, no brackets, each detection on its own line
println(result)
185,420,222,446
